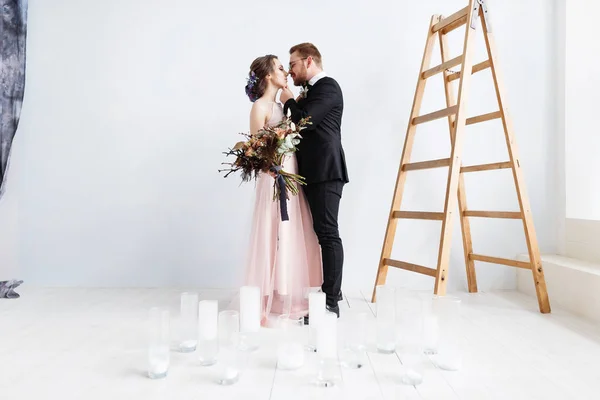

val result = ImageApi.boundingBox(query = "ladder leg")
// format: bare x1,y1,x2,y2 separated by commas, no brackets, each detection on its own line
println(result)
371,15,441,303
480,12,551,313
434,0,478,296
438,28,478,293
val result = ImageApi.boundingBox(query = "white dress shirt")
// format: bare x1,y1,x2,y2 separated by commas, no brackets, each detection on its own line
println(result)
309,71,327,86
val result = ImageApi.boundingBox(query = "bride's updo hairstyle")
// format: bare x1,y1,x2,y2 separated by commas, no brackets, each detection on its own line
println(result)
245,55,277,102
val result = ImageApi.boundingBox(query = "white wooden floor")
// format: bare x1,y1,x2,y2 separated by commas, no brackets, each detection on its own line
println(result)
1,287,599,399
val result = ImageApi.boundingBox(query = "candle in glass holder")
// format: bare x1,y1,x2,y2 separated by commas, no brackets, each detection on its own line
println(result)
432,295,462,371
147,307,170,379
396,289,425,386
315,310,338,387
376,285,396,354
239,286,260,352
276,315,305,370
216,310,241,385
197,299,218,366
179,292,199,352
421,293,439,355
340,310,367,369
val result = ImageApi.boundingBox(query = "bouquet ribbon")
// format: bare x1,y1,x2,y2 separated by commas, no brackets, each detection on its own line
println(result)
270,165,289,221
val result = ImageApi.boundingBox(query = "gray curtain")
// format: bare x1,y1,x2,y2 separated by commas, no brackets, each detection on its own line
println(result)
0,0,27,196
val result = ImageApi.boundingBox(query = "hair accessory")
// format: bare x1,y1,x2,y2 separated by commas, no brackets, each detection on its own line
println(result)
245,71,260,102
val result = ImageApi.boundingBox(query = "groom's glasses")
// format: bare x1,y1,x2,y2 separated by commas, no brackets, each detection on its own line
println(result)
289,57,307,70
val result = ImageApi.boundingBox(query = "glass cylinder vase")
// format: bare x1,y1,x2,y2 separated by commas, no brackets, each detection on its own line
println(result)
340,310,367,369
421,293,439,355
315,310,339,387
276,315,305,370
376,285,396,354
431,295,462,371
197,299,219,366
147,307,170,379
216,310,241,385
179,292,199,352
396,289,426,386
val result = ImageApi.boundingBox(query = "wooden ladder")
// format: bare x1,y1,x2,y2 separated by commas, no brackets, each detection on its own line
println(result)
371,0,551,314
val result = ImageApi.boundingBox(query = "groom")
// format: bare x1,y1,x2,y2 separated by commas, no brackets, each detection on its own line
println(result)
280,43,349,320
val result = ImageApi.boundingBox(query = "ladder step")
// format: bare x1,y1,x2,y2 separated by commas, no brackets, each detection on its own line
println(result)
469,254,531,270
453,111,502,128
432,6,469,34
422,56,462,79
393,211,445,220
384,258,438,277
403,158,451,171
461,161,512,173
466,111,502,125
412,105,458,125
448,60,491,82
463,211,522,219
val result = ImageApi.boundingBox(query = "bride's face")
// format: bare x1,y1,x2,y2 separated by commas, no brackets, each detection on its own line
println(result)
268,58,288,89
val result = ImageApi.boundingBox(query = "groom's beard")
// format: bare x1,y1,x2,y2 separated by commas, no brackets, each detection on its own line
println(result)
292,71,308,86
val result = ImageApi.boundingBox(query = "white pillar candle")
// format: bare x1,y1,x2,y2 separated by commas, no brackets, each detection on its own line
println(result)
308,291,326,350
240,286,261,333
308,291,326,327
317,311,338,359
198,300,218,340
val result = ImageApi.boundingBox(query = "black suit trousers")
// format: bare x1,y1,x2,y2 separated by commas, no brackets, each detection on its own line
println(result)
302,179,344,308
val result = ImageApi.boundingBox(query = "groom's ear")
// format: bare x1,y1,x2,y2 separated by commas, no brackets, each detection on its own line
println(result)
306,56,313,68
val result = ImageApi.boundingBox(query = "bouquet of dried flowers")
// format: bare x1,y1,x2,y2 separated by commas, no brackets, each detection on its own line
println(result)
219,115,312,221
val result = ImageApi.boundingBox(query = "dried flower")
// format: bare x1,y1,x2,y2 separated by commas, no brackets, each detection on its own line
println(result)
219,115,313,219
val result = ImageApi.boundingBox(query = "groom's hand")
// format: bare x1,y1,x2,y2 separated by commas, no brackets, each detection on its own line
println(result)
280,86,294,104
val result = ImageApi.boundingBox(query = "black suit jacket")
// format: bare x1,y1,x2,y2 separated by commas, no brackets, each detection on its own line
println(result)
284,76,349,185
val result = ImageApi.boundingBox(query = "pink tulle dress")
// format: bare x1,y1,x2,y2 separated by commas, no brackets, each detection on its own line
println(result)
243,102,323,326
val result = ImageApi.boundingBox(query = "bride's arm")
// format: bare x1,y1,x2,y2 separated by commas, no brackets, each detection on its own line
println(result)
249,101,268,136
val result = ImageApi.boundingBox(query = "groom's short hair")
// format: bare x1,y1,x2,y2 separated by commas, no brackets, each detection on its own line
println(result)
289,43,322,68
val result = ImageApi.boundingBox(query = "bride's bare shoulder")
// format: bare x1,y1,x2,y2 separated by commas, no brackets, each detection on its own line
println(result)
251,98,271,114
249,99,270,134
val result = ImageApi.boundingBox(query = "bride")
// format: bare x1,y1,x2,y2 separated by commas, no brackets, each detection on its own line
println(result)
242,54,322,327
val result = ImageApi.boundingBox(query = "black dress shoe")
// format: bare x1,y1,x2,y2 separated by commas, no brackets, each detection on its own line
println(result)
303,304,340,325
327,304,340,317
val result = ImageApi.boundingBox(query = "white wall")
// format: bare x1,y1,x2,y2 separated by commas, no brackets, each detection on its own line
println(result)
0,0,559,292
553,0,567,255
557,0,600,264
565,0,600,221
